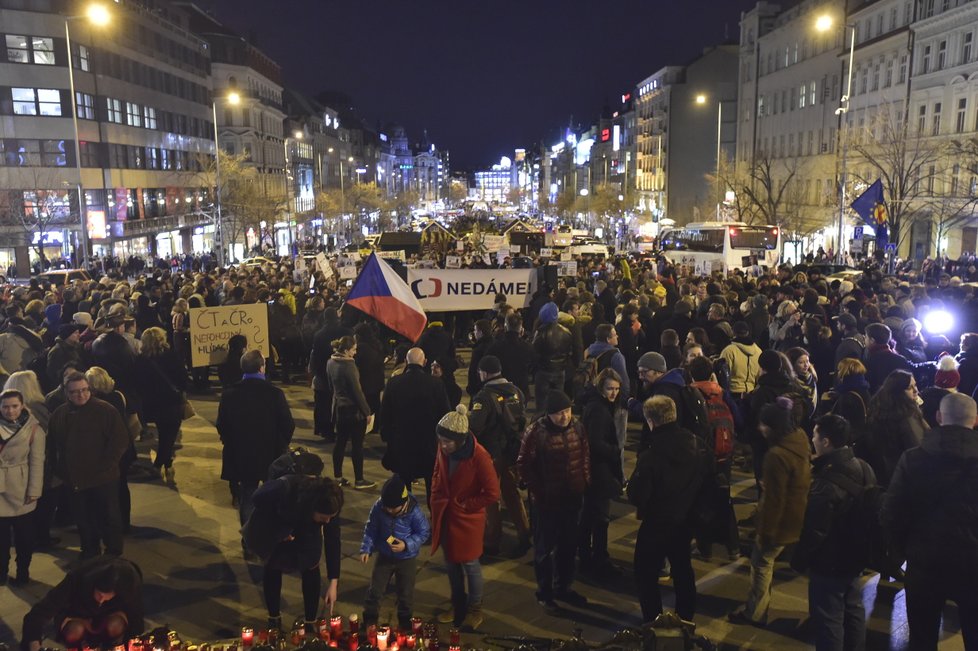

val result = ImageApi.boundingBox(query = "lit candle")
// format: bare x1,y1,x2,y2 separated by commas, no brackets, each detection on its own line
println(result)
406,634,417,649
347,632,359,651
377,626,390,651
318,619,331,642
449,628,460,646
331,616,343,638
396,630,407,647
349,614,360,634
411,618,423,634
241,628,254,647
367,624,378,647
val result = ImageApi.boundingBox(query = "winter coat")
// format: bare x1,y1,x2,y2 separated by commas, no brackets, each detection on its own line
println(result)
417,325,455,371
897,339,928,365
354,339,386,399
580,389,623,499
216,377,295,482
380,364,451,481
956,348,978,398
881,424,978,575
468,378,524,461
720,338,762,394
134,350,186,423
865,343,914,393
627,421,702,526
585,340,630,397
662,313,695,347
792,447,876,578
309,322,352,390
91,330,139,413
21,557,144,647
430,438,499,563
769,315,804,351
818,375,871,436
360,495,430,560
467,334,494,396
834,334,867,368
532,322,573,373
0,323,43,373
745,307,771,349
517,416,591,507
45,337,85,389
748,372,813,440
866,407,927,487
0,411,44,517
326,355,370,419
756,428,811,546
486,331,534,398
49,397,128,492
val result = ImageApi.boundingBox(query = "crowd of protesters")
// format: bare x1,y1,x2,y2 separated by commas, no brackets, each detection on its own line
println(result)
1,246,977,651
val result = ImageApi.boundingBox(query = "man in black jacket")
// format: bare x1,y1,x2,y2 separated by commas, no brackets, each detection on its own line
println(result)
531,302,572,412
486,313,533,399
881,392,978,650
791,415,873,651
627,395,703,622
217,350,295,530
380,348,451,503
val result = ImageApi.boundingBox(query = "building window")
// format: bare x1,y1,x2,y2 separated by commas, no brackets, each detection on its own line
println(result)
964,33,973,64
74,44,90,71
922,45,932,73
957,98,967,132
890,7,897,29
885,59,894,87
5,35,55,65
146,147,159,170
106,98,123,123
799,85,807,108
938,40,947,69
40,139,67,166
75,92,95,120
918,105,927,133
872,61,881,90
951,164,960,195
128,145,144,169
79,140,99,167
809,81,816,106
876,14,884,35
899,55,908,83
932,102,942,135
860,68,869,94
143,106,157,129
126,102,141,127
12,88,62,116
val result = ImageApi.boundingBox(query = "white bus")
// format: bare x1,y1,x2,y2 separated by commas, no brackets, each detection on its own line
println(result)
659,222,781,274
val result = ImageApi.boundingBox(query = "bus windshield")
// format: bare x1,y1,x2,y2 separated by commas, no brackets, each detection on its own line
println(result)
660,228,725,253
729,226,779,250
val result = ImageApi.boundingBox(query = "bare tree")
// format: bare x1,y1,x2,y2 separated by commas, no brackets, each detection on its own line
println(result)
0,169,76,265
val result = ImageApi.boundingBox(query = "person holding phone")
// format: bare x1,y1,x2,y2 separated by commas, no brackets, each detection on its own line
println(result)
359,475,430,629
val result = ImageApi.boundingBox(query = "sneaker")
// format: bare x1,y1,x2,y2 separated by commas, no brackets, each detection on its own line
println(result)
354,479,376,490
164,467,176,485
554,589,588,607
536,593,559,614
462,608,483,631
335,477,350,487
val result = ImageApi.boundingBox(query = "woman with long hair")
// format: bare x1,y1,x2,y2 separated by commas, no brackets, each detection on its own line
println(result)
135,327,187,484
895,318,928,364
786,347,819,416
4,371,49,431
85,366,134,531
865,370,929,486
819,358,871,441
170,298,191,373
686,327,713,356
326,336,374,489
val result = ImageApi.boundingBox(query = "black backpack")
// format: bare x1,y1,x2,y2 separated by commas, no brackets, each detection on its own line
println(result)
824,460,899,576
483,384,527,464
571,348,616,412
678,384,711,442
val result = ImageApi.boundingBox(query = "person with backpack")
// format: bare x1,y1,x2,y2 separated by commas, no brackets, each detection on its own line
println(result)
881,393,978,650
578,368,625,577
584,323,630,475
817,358,871,440
791,414,874,651
627,395,703,622
728,397,810,628
467,355,531,558
629,352,710,452
686,357,739,562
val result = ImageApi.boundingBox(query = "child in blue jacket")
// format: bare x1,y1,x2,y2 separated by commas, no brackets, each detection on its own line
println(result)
360,475,430,629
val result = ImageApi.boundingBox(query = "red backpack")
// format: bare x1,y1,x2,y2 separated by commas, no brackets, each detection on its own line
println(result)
691,381,735,462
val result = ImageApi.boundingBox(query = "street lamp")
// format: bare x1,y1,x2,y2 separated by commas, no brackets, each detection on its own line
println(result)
283,130,304,254
695,93,723,220
211,90,240,266
65,3,111,269
817,14,856,264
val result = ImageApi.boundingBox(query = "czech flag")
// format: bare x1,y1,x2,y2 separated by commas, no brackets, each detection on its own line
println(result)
850,179,889,248
346,253,427,342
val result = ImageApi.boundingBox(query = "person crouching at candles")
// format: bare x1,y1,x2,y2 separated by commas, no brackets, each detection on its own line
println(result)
431,405,500,631
243,474,344,635
359,474,430,629
21,556,144,651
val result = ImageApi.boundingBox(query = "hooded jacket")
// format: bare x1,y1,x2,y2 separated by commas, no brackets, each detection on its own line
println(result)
721,338,762,394
585,340,630,397
881,424,978,574
360,494,430,561
756,428,811,545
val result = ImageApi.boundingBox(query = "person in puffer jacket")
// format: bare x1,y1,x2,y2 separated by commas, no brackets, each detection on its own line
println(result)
359,475,430,629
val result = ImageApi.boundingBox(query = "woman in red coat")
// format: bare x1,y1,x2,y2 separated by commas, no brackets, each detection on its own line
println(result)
430,404,500,631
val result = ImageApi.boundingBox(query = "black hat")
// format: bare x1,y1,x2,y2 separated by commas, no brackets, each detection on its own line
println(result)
58,323,83,340
381,475,410,508
478,355,502,374
544,390,572,415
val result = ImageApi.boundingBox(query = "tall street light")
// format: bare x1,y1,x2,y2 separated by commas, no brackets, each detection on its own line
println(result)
65,3,111,269
817,13,856,264
695,93,723,220
211,90,240,266
283,130,303,254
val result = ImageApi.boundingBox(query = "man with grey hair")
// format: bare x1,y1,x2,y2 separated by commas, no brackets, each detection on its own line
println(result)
881,392,978,649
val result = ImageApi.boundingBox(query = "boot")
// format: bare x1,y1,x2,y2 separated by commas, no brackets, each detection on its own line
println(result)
267,615,283,632
462,605,483,631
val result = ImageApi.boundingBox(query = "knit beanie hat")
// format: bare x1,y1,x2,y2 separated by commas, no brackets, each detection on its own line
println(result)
539,302,559,324
758,349,783,373
436,404,470,444
934,355,961,390
381,475,410,508
544,390,572,414
637,351,667,373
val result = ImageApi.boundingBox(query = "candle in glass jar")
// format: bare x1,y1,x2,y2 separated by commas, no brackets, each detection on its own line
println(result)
449,628,459,646
366,624,378,646
349,614,360,634
348,632,359,651
318,619,331,642
406,634,417,649
331,616,343,637
396,630,406,647
241,628,254,647
377,626,390,651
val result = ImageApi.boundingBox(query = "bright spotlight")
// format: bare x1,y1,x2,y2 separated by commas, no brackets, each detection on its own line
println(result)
923,309,953,334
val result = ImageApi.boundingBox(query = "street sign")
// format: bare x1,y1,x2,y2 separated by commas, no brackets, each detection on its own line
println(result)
885,243,897,253
853,226,864,240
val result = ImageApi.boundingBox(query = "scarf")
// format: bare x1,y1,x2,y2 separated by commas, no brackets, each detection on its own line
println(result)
0,410,29,443
837,374,871,393
242,372,266,381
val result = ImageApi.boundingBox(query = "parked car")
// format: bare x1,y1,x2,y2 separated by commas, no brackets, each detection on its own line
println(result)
35,268,91,286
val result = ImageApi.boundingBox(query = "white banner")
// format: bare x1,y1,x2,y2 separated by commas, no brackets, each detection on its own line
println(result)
407,269,536,311
482,234,504,252
376,249,406,261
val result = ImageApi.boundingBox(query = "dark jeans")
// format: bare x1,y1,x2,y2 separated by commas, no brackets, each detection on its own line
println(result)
153,412,181,468
531,498,581,597
364,555,417,628
0,512,35,575
71,481,123,559
238,480,260,528
263,565,321,622
579,494,611,565
333,406,366,481
119,442,136,531
314,389,334,438
808,572,866,651
533,370,565,412
634,519,696,622
906,566,978,651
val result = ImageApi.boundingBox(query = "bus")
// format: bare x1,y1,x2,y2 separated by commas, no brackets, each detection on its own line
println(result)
659,222,781,274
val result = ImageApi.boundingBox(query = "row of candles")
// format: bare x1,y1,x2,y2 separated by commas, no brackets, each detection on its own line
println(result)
236,614,463,651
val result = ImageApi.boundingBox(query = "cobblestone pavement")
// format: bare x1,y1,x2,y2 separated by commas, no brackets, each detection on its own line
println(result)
0,371,966,650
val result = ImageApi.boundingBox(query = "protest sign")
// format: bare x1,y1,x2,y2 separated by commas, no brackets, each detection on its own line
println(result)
190,304,269,368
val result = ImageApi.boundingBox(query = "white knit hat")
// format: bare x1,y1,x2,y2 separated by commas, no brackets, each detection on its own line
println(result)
436,404,470,444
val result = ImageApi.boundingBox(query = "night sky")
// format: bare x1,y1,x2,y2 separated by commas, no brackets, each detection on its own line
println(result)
206,0,758,171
